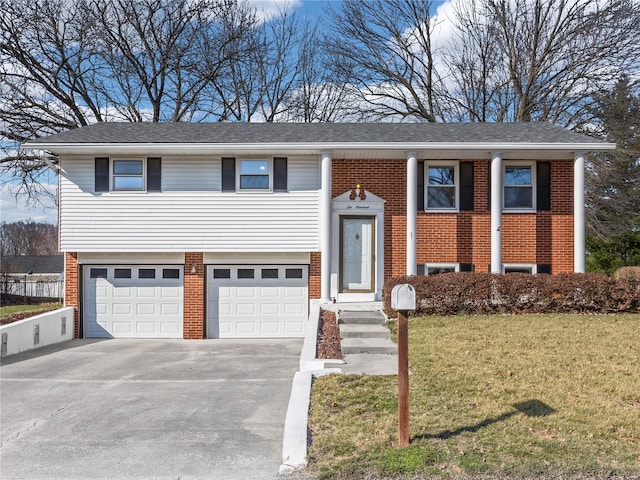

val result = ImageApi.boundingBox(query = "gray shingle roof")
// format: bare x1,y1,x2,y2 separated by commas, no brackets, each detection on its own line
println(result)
26,122,606,145
1,255,64,274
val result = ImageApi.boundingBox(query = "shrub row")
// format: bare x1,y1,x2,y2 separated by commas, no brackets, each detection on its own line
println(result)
383,273,640,317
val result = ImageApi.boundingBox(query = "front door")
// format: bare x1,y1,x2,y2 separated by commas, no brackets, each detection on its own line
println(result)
340,216,375,292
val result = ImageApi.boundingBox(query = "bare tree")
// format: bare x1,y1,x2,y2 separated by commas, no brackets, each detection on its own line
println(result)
325,0,445,122
1,0,255,203
0,220,58,256
450,0,640,126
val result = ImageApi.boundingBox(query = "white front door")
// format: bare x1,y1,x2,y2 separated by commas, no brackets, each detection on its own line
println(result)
341,216,375,292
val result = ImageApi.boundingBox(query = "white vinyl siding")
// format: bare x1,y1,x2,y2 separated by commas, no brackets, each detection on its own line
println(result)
162,156,220,191
59,156,320,252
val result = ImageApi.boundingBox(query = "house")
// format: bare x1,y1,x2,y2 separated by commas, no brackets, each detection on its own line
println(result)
24,122,615,339
0,255,64,299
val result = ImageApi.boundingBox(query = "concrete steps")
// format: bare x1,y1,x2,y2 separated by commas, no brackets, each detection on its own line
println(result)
338,310,397,357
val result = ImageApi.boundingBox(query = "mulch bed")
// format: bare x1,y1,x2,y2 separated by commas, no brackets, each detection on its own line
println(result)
316,309,343,359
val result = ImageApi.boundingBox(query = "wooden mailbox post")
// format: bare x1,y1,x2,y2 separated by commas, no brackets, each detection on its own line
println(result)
391,284,416,447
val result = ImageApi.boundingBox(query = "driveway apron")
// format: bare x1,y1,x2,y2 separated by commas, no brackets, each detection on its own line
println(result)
0,338,302,480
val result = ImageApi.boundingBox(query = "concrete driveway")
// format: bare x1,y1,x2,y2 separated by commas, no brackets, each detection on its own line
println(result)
0,338,303,480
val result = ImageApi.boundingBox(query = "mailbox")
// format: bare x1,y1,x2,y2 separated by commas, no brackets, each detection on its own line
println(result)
391,284,416,311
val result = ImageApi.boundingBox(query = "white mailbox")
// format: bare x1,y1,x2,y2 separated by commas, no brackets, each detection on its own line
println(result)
391,284,416,311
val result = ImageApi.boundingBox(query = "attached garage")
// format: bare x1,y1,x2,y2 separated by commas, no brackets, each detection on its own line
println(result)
83,265,183,338
207,265,308,338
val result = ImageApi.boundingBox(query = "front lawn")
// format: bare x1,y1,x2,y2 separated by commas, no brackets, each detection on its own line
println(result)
0,303,63,325
307,314,640,479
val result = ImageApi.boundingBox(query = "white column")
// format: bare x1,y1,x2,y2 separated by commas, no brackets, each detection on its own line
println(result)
320,151,333,302
490,152,502,273
406,152,417,275
574,152,586,273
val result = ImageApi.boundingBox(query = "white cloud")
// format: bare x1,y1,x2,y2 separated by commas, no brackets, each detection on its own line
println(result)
0,180,57,224
245,0,303,21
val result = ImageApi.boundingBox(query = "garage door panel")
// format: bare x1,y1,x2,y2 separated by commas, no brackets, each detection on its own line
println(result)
207,265,308,339
84,265,183,339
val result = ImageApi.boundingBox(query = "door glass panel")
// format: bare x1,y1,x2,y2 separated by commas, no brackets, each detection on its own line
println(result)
341,217,374,291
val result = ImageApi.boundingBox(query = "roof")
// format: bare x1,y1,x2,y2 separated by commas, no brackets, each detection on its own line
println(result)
24,122,615,160
27,121,606,145
1,255,64,274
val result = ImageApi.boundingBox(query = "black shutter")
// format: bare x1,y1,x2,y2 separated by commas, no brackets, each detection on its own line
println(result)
222,157,236,192
460,263,474,272
95,157,109,192
537,264,552,274
537,162,551,211
417,161,424,210
274,157,288,192
416,264,425,276
147,157,161,191
460,162,474,211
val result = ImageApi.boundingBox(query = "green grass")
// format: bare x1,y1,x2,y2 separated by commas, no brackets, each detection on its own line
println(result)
308,314,640,479
0,302,62,320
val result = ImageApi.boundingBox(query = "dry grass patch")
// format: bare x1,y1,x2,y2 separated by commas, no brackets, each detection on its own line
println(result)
307,314,640,479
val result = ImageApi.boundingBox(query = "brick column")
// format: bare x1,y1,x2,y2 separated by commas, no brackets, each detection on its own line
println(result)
309,251,321,299
183,252,205,339
64,253,80,338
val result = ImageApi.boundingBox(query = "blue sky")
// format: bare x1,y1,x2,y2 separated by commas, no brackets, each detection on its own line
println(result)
1,0,454,225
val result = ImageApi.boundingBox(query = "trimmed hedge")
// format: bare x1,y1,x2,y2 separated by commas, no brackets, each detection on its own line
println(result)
383,273,640,317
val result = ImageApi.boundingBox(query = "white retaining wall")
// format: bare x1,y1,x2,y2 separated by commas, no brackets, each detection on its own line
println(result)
1,307,74,357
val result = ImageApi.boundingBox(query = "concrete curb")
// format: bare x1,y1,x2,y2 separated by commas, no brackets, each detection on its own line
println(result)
280,302,343,475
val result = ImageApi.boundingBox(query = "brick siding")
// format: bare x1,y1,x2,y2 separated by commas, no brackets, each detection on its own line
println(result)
64,252,80,338
183,252,205,339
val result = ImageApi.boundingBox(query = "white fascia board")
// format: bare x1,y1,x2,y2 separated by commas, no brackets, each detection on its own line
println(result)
23,141,617,155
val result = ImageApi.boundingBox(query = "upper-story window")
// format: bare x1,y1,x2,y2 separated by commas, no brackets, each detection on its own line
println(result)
239,159,270,190
113,160,144,191
503,162,535,210
426,162,458,210
95,157,161,192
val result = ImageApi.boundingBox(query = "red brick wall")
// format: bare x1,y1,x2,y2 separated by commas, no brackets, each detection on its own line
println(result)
309,251,321,299
332,159,575,278
183,252,205,339
64,252,80,338
332,159,408,282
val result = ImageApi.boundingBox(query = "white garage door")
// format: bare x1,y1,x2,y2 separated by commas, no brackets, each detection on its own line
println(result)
84,265,183,338
207,265,308,338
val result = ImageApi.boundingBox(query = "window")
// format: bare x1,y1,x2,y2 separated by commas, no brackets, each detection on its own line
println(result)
138,269,156,279
95,157,161,192
504,162,535,210
423,263,460,275
261,268,278,279
114,268,131,279
113,160,144,191
239,159,270,190
503,264,536,274
426,162,458,210
162,268,180,279
285,268,303,279
237,268,254,279
90,268,108,278
213,268,231,279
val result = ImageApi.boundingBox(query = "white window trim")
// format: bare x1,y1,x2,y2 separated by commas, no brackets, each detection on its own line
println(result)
424,262,460,275
237,158,273,192
111,157,146,192
425,161,459,212
502,160,536,212
503,263,537,274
